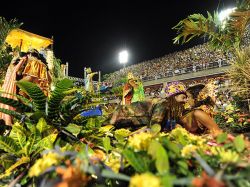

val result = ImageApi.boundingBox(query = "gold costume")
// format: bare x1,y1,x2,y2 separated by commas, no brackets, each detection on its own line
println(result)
22,56,50,96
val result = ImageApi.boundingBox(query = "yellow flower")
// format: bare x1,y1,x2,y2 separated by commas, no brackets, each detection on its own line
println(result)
226,117,234,123
115,128,131,137
216,148,239,163
225,104,235,113
181,144,198,158
29,152,62,177
169,127,189,138
104,153,121,173
129,173,161,187
99,125,114,133
128,132,153,151
159,132,168,137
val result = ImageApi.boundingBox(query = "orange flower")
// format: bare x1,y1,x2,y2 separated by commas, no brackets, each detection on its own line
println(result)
192,172,225,187
55,160,90,187
90,149,106,164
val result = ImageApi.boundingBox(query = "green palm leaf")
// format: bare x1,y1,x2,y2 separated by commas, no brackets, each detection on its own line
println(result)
48,78,73,120
173,1,250,50
0,96,32,112
60,93,88,123
0,91,33,107
16,80,46,112
0,107,23,120
172,12,219,45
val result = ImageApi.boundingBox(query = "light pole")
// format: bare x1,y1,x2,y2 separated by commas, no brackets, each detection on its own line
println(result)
119,50,128,69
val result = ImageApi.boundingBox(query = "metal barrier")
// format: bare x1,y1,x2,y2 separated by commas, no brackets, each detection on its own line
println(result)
141,61,230,82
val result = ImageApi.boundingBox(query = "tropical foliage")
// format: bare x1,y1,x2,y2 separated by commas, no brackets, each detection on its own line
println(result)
226,46,250,99
1,123,249,186
172,0,250,50
0,1,250,186
0,17,22,80
172,0,250,103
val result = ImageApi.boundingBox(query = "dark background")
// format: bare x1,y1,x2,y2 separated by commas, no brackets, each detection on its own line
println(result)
1,0,235,78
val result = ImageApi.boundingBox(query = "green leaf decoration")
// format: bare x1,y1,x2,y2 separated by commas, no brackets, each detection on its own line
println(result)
64,123,82,137
233,135,245,153
177,160,189,175
148,140,169,174
36,133,58,150
0,156,30,179
151,124,161,134
48,78,73,119
0,136,20,154
161,173,175,187
103,136,112,153
101,169,130,181
16,80,46,112
162,138,181,155
216,133,228,143
0,107,23,120
0,153,16,169
0,96,31,111
29,111,45,121
9,122,26,149
179,133,189,145
0,91,32,108
123,149,148,173
36,117,50,133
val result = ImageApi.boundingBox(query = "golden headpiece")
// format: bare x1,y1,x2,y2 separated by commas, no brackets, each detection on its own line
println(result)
127,72,135,80
165,81,187,98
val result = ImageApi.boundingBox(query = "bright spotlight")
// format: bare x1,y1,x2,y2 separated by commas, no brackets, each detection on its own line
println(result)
218,7,236,22
119,50,128,64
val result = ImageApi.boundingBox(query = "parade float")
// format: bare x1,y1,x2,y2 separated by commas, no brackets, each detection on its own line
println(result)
0,0,249,186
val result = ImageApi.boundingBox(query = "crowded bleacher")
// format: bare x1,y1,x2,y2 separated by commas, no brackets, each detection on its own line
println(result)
104,43,233,86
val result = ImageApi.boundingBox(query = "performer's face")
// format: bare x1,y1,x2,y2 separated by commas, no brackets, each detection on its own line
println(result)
174,93,188,104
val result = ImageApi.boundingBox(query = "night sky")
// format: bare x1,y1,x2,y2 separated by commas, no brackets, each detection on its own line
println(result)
1,0,235,78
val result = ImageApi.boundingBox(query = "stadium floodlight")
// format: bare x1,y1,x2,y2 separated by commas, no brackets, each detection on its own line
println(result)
218,7,236,22
119,50,128,65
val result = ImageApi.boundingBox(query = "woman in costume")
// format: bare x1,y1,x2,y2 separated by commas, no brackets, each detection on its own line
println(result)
0,51,27,125
20,49,52,96
179,84,222,135
122,72,145,105
85,67,98,93
111,81,188,130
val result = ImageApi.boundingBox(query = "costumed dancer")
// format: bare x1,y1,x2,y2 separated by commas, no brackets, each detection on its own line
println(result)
0,52,27,125
180,84,222,135
111,81,188,130
122,72,145,105
85,67,98,93
20,49,52,97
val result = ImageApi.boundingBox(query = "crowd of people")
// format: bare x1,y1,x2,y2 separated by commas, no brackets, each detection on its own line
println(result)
143,76,230,99
104,43,232,85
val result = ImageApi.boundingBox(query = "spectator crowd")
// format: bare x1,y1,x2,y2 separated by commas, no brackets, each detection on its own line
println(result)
103,43,232,86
